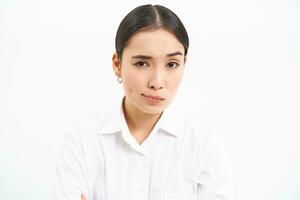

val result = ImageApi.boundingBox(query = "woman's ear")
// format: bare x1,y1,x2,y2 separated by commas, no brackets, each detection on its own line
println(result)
112,52,122,77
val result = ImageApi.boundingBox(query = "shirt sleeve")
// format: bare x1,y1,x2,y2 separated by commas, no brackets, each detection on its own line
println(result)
196,129,236,200
53,123,90,200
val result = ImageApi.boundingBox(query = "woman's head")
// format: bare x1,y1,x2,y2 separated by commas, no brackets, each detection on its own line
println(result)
115,4,189,60
112,4,189,115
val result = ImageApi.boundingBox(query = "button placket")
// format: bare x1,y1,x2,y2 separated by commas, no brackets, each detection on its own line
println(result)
135,156,151,197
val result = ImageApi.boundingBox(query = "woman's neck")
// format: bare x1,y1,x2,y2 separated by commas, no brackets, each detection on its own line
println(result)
123,96,162,143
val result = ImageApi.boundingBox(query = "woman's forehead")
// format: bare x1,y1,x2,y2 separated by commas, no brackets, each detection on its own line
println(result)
123,29,184,57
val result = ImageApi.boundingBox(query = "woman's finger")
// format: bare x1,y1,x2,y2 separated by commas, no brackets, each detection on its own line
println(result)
81,193,87,200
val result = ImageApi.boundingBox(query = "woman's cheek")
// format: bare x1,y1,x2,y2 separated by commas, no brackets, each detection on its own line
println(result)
123,72,143,94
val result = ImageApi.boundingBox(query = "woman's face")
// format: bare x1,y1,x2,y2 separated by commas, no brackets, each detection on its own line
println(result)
112,28,186,115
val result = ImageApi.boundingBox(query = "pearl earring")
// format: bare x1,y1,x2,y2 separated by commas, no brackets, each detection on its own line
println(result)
117,76,122,83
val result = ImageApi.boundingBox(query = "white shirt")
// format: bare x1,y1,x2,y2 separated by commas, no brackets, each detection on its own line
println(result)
54,96,235,200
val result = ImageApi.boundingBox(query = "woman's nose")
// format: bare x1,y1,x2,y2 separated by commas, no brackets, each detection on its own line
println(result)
148,69,164,90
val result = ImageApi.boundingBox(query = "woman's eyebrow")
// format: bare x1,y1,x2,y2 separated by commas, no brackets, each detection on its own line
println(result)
131,51,183,59
166,51,183,57
131,55,152,59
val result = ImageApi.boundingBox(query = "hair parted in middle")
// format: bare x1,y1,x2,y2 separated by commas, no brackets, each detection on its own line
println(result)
115,4,189,60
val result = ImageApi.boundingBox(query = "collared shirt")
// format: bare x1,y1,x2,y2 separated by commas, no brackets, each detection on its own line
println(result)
54,96,235,200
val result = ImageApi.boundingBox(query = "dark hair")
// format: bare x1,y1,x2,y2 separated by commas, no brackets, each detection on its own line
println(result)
115,4,189,60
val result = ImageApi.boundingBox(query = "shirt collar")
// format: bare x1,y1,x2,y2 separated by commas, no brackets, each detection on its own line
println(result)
97,96,186,137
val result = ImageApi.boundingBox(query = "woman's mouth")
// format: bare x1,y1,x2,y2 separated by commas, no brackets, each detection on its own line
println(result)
142,94,165,104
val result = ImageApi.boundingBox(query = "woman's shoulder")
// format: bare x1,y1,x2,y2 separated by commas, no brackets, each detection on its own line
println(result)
63,108,113,144
184,110,209,135
183,110,223,147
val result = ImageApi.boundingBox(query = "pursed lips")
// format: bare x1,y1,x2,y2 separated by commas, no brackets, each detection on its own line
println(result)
142,94,165,100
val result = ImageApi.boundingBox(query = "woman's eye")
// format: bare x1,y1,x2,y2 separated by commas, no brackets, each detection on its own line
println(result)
134,61,148,68
167,62,179,69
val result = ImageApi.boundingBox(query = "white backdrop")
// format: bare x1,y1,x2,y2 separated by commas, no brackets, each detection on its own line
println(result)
0,0,299,199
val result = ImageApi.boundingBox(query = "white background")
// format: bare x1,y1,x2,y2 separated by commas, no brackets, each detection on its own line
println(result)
0,0,299,199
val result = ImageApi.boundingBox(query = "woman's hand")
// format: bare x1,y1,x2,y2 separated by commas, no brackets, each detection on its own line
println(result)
81,194,87,200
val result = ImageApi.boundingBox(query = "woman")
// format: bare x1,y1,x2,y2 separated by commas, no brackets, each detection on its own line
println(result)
54,4,234,200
